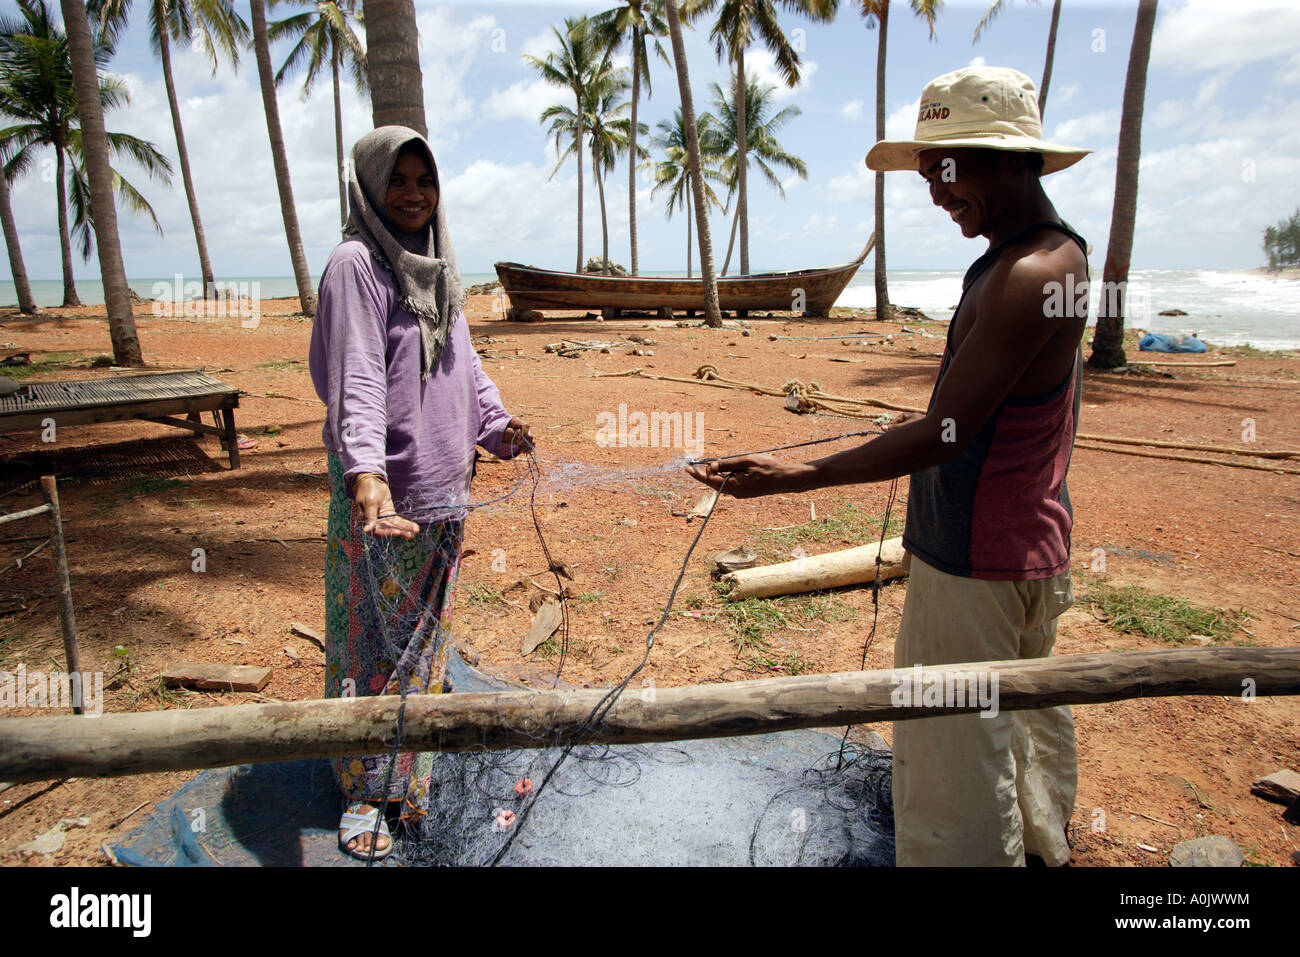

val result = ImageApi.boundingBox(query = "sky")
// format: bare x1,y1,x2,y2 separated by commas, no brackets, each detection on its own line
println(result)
3,0,1300,283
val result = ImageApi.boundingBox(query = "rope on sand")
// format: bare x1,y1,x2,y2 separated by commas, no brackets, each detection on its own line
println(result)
591,365,1300,473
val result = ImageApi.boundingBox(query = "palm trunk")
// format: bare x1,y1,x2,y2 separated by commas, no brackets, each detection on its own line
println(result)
665,0,721,326
872,2,890,320
736,46,748,276
721,201,739,276
595,150,609,274
0,173,37,313
59,0,140,362
686,181,693,278
53,147,80,308
628,27,640,276
1039,0,1062,118
361,0,426,136
158,24,215,297
251,0,317,316
575,104,584,272
332,37,347,228
1089,0,1157,370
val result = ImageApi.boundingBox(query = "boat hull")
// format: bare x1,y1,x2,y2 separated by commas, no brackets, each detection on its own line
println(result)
493,257,865,319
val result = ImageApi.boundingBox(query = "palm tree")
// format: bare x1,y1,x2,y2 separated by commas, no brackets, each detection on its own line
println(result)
360,0,423,135
526,17,617,273
54,0,140,360
709,74,806,275
0,147,37,314
591,0,668,276
96,0,248,299
972,0,1063,118
1,0,172,312
682,0,835,276
1088,0,1156,370
663,0,720,325
650,108,725,276
542,66,644,275
250,0,315,315
269,0,366,229
858,0,942,321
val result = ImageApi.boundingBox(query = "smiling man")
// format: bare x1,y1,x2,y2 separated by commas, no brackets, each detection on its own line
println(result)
688,67,1092,866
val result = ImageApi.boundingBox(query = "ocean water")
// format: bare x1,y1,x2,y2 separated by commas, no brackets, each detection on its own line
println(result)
5,268,1298,351
838,268,1300,351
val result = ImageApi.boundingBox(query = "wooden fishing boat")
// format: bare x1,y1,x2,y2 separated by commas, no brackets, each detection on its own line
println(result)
494,235,874,321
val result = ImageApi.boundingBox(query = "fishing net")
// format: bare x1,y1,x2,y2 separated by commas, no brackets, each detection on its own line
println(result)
333,432,898,866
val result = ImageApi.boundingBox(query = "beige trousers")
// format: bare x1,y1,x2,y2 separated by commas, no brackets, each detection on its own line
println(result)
891,554,1077,866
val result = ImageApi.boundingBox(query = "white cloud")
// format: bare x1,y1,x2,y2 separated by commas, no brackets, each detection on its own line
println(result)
886,98,921,140
1151,0,1300,72
1049,83,1080,109
744,48,818,101
969,56,987,68
1193,70,1235,111
840,99,864,121
483,79,558,123
1279,52,1300,85
1049,110,1120,145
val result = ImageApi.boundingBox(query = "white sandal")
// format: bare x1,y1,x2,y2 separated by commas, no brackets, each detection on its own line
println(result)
338,802,393,861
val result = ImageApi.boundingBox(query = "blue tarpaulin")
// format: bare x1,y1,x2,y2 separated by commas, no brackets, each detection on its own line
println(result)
107,654,896,867
1139,332,1208,353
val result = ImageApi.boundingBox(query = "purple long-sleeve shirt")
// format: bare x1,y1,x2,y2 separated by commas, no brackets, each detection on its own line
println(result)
309,238,513,518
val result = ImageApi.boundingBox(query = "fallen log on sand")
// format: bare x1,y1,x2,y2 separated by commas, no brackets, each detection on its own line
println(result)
723,537,908,599
1,648,1296,784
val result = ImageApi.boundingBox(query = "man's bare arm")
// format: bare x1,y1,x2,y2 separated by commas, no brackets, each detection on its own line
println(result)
686,250,1066,497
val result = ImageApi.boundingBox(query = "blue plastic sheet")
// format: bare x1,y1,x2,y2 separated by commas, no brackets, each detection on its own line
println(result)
1139,332,1208,353
108,654,895,867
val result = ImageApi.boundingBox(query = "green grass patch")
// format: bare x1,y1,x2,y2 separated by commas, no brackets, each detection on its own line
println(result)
255,358,305,370
716,591,853,664
460,584,507,608
0,351,90,379
1083,578,1249,645
752,502,903,559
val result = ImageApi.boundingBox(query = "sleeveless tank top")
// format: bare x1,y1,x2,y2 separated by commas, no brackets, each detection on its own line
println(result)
902,221,1089,581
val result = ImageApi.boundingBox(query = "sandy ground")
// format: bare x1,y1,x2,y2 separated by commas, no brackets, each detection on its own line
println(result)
1,293,1297,867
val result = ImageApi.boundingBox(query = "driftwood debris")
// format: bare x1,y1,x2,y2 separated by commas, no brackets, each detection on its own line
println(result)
2,648,1297,784
600,366,1300,473
724,537,909,599
161,662,272,693
289,622,326,651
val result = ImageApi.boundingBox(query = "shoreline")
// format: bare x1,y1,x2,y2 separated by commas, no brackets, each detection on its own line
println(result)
4,294,1298,358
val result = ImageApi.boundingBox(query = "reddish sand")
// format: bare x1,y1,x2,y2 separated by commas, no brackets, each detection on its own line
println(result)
0,294,1297,866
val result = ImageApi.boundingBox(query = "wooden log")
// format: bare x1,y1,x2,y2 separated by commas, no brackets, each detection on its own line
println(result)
161,662,272,692
1,647,1297,784
1125,359,1235,367
724,536,908,599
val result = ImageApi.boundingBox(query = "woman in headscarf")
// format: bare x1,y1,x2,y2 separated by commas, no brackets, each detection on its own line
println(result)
309,126,532,861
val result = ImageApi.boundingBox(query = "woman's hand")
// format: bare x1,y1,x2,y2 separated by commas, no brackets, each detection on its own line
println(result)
354,474,419,538
501,417,534,455
685,454,813,499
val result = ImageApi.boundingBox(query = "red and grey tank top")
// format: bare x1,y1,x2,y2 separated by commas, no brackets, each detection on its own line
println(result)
902,221,1088,581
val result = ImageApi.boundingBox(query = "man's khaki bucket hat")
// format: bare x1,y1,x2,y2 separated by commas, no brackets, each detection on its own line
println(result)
865,66,1091,175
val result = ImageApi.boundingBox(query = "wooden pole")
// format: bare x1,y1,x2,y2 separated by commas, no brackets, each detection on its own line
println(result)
39,476,82,714
724,537,908,599
1,648,1296,784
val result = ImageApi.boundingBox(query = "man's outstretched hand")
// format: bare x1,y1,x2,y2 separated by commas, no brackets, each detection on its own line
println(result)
685,454,812,499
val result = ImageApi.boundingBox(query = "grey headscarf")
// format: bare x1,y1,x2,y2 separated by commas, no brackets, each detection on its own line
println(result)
343,126,464,380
